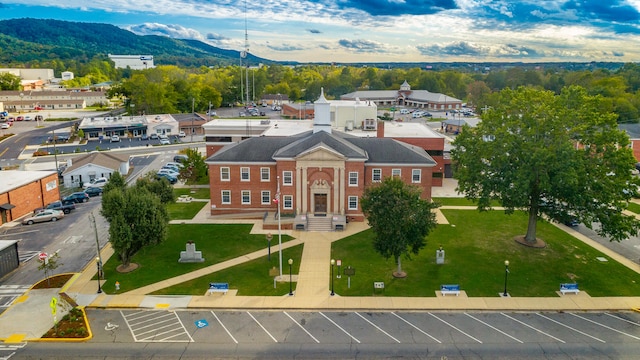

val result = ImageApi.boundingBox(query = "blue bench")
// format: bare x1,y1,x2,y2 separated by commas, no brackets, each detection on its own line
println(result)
440,284,460,296
560,283,579,295
208,282,229,295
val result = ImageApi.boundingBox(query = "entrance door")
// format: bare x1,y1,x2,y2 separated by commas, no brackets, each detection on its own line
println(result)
314,194,327,214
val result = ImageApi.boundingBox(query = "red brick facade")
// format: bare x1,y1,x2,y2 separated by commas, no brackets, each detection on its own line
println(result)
0,172,60,225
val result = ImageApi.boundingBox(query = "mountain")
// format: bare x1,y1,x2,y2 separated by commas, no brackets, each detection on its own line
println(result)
0,18,271,67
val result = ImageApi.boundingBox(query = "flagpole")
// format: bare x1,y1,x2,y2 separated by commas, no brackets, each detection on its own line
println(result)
277,176,283,277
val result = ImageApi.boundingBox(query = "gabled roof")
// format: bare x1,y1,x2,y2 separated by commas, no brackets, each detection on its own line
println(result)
206,130,435,166
62,152,129,175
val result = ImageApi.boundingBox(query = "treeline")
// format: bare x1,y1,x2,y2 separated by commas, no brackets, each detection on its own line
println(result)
102,63,640,123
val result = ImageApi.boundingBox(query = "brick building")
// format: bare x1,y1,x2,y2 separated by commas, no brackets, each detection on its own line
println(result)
205,90,436,229
0,171,60,225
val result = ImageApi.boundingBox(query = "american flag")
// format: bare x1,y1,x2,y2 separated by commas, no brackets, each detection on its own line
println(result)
273,192,280,204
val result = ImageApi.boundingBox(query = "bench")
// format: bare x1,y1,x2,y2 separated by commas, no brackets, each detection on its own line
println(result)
560,283,579,295
440,284,460,296
176,195,193,203
208,282,229,295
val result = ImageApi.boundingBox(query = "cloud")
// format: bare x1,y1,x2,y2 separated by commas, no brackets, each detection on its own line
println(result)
338,39,389,53
127,23,204,40
206,33,229,41
417,41,543,58
562,0,640,22
267,43,305,51
333,0,457,16
307,29,322,34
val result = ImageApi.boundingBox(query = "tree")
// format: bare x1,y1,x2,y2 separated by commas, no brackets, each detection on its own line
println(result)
38,252,63,286
0,72,21,90
177,148,208,185
101,171,126,195
135,176,175,204
360,177,439,277
101,186,169,268
452,85,640,245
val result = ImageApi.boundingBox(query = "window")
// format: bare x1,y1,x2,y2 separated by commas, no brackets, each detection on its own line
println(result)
349,172,358,186
241,167,250,181
392,169,401,178
220,167,230,181
412,169,421,183
372,168,382,182
283,195,293,209
260,167,270,181
283,171,293,185
221,190,231,204
348,196,358,210
241,190,251,204
261,191,271,205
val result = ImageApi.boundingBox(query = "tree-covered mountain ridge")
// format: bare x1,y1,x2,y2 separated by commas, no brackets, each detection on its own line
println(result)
0,18,270,67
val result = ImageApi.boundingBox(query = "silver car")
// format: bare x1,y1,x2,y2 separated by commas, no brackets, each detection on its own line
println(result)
22,209,65,225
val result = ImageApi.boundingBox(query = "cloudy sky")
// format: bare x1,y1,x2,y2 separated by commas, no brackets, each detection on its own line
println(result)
0,0,639,63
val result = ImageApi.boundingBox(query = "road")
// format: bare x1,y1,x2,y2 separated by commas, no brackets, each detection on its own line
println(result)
5,309,640,359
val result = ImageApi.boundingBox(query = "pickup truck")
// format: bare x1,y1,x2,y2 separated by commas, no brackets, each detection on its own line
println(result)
36,201,76,214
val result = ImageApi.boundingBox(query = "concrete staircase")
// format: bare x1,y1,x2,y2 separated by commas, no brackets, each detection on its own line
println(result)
306,215,333,232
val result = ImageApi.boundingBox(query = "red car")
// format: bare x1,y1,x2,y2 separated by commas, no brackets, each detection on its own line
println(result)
16,116,24,121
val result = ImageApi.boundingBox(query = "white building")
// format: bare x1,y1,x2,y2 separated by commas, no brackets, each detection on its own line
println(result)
61,71,74,81
61,152,130,188
108,54,155,70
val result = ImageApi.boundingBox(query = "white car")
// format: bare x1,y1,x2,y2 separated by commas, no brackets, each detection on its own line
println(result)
24,115,32,121
1,123,9,129
83,177,108,189
412,111,424,118
110,134,121,142
160,138,171,145
178,131,186,137
165,161,184,169
206,110,217,116
158,168,179,177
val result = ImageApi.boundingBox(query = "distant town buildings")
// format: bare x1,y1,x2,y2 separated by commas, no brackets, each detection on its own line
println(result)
341,80,463,111
108,54,155,70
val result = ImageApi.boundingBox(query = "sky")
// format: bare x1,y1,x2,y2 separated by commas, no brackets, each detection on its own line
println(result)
0,0,639,64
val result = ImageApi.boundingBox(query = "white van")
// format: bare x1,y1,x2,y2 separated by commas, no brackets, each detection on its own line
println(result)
412,111,424,118
399,109,410,114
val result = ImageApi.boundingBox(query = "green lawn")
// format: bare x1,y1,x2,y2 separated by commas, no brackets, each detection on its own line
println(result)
331,210,640,297
152,244,304,296
174,188,210,199
627,202,640,214
101,224,293,293
166,201,206,220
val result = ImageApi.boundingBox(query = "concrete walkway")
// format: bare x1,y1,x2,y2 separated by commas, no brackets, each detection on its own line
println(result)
3,179,640,341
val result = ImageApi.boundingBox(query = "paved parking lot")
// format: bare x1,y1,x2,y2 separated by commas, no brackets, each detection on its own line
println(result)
88,309,640,346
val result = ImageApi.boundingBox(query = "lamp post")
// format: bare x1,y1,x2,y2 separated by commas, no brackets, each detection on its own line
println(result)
96,257,102,294
330,259,335,296
503,260,510,297
19,92,23,113
288,258,293,296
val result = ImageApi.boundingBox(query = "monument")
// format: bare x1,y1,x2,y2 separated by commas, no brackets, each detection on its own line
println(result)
179,241,204,263
436,245,445,265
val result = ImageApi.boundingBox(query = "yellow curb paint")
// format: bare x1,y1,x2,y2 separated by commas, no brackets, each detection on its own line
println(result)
5,334,26,343
13,295,28,304
155,303,170,309
633,307,640,313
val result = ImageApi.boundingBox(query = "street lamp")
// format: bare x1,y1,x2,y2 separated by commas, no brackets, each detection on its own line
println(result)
19,92,23,113
330,259,335,296
96,257,102,294
503,260,510,297
288,258,293,296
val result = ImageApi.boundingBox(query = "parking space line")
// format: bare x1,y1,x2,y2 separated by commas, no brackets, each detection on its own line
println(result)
428,312,482,344
354,312,400,343
283,311,320,343
174,311,194,342
465,313,523,343
536,313,605,343
605,312,640,327
210,311,238,344
319,312,361,343
501,313,565,343
570,313,640,340
120,310,192,343
131,314,177,331
246,311,278,343
391,312,441,343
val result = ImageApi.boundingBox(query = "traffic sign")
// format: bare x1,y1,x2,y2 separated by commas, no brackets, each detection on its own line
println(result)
50,297,57,315
39,252,48,261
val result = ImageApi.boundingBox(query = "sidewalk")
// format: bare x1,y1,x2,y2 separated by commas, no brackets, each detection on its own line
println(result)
2,184,640,341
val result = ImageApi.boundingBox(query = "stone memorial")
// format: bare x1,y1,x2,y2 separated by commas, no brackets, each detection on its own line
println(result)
436,245,445,265
179,241,204,263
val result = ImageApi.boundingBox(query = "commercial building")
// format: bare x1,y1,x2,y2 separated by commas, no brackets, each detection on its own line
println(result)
0,170,60,225
108,54,155,70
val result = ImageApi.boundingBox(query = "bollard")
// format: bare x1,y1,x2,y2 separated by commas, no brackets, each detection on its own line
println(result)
115,281,120,292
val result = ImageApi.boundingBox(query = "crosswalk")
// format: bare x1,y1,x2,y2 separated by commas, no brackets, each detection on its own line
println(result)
18,250,40,263
0,285,31,310
0,342,26,360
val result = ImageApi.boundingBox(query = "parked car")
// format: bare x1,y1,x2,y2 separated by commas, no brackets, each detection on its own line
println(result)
0,123,9,129
206,110,217,116
160,138,171,145
141,134,149,140
155,173,177,184
173,154,188,163
22,209,64,225
15,116,24,121
150,133,159,140
165,161,184,169
44,200,75,214
158,169,180,178
84,187,103,197
110,134,121,142
24,115,32,121
63,192,90,203
83,177,108,189
178,131,186,137
412,111,423,118
162,164,180,172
